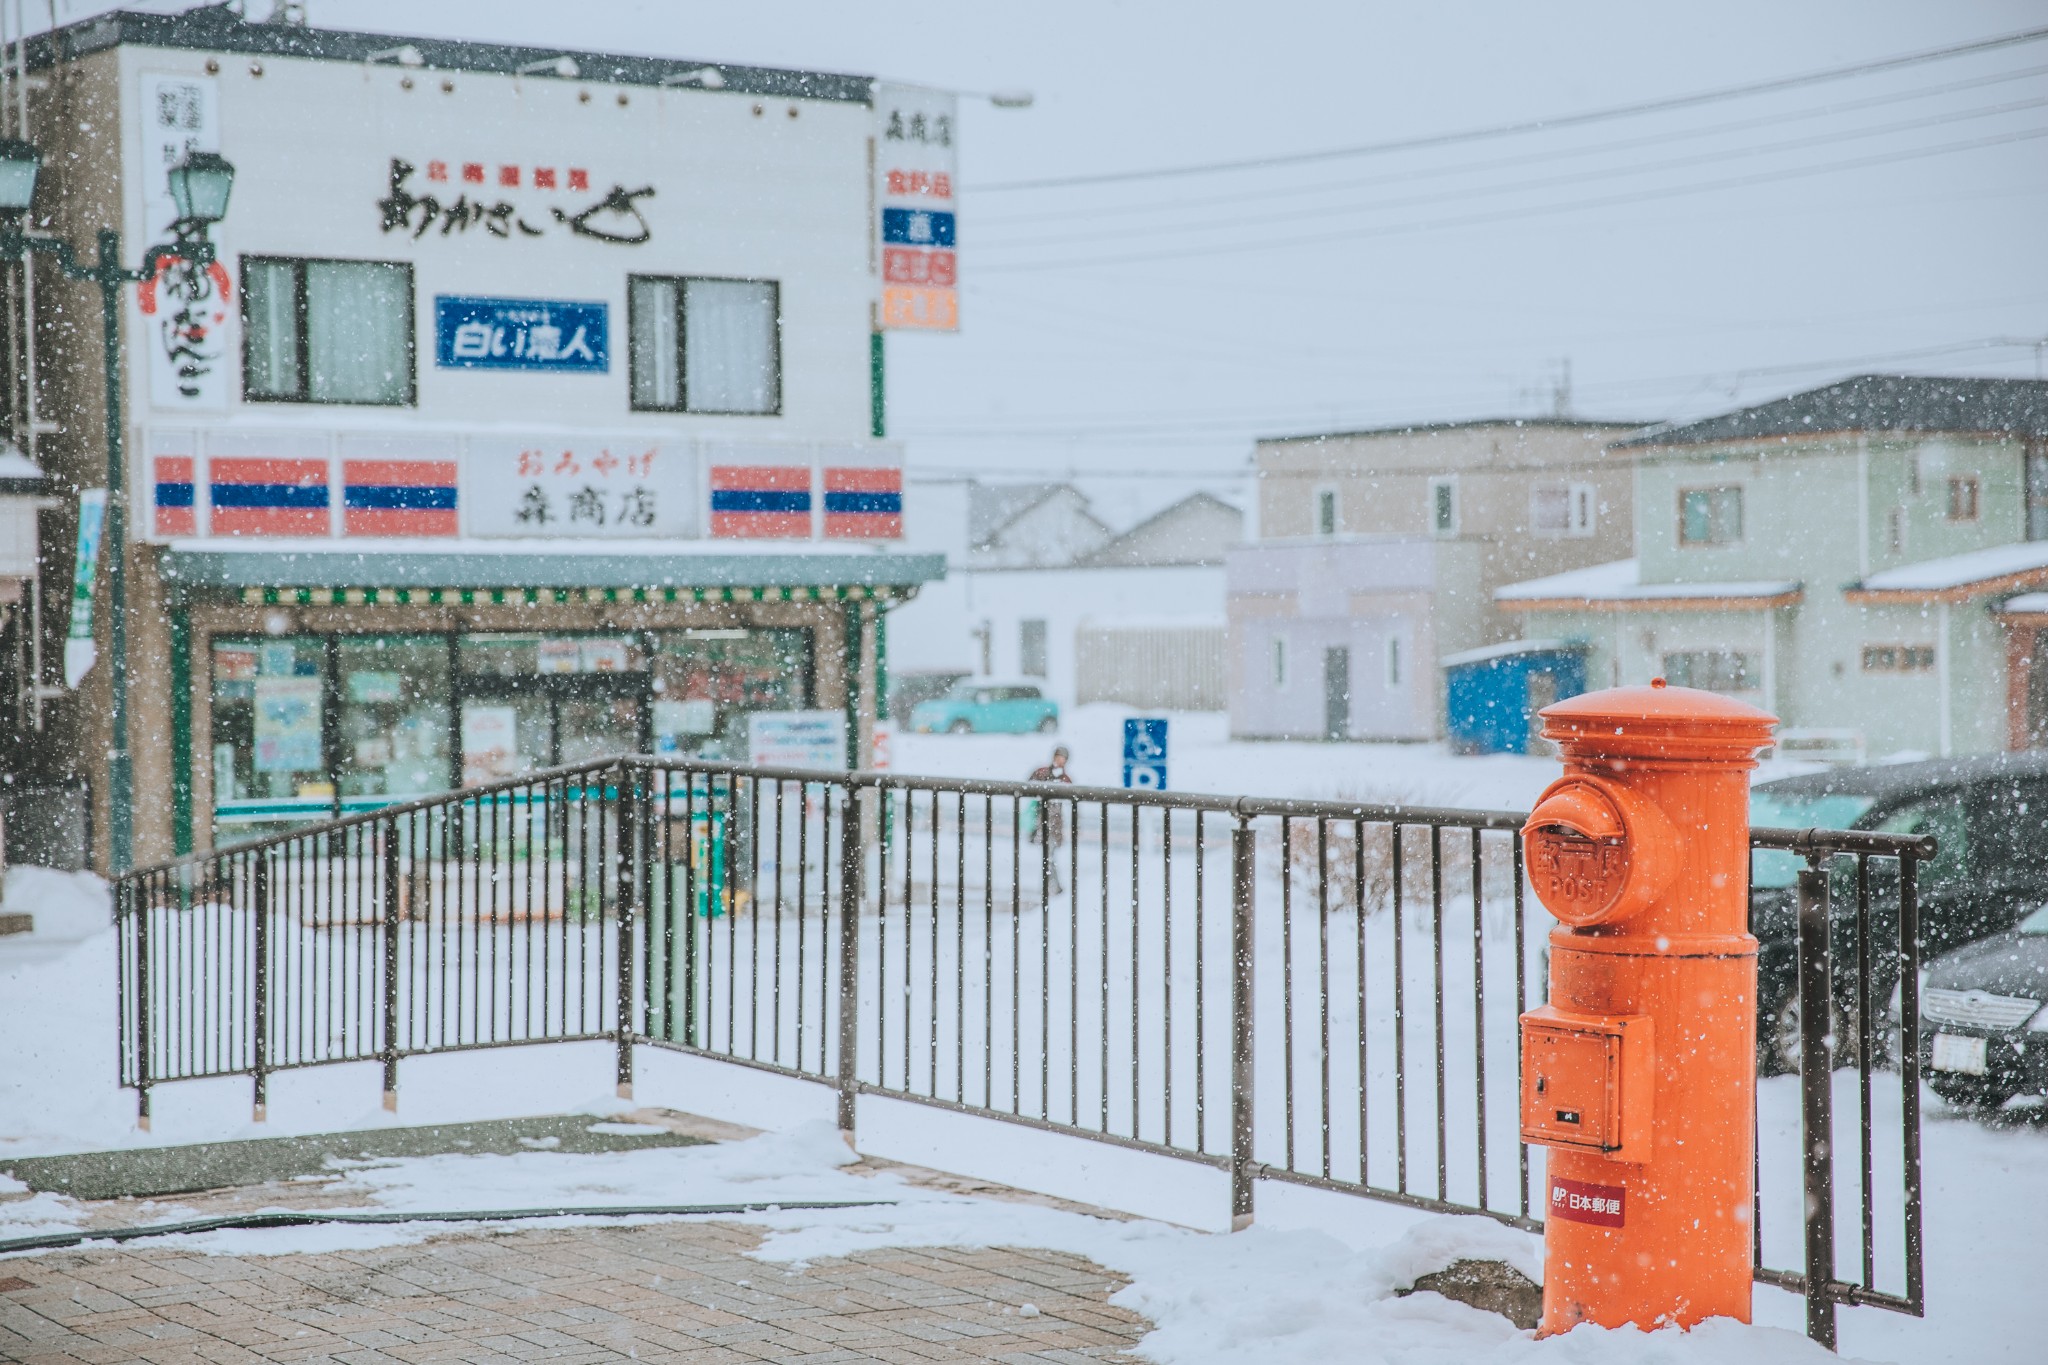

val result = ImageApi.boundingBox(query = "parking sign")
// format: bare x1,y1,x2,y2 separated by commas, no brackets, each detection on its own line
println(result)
1122,718,1169,790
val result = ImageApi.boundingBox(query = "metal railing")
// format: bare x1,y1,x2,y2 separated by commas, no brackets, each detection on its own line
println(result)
114,756,1930,1346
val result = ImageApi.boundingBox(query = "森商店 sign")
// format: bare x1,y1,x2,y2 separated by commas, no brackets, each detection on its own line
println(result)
874,84,958,332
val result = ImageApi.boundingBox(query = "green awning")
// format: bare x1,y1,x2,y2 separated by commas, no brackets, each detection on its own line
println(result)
161,546,945,606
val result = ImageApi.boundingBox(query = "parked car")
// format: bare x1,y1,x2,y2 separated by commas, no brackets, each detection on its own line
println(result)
1897,903,2048,1108
908,681,1059,735
888,668,972,727
1747,754,2048,1075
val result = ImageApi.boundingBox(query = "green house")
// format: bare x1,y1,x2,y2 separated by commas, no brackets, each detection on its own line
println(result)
1498,376,2048,760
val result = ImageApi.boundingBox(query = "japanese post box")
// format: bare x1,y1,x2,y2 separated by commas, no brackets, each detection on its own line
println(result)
1518,680,1776,1336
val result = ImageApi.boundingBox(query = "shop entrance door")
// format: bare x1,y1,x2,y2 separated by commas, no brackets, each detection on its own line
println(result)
459,678,648,786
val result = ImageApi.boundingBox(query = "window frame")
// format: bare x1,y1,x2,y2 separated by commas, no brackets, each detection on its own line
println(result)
1677,485,1743,547
239,254,417,407
1428,475,1459,537
1314,486,1339,537
627,272,784,416
1661,648,1758,693
1946,475,1981,522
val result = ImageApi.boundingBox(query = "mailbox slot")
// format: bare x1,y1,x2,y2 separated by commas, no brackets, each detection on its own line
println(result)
1520,1005,1653,1160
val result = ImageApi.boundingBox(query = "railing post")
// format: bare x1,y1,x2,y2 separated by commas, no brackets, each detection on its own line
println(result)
615,765,639,1100
837,784,863,1140
251,850,270,1123
1230,814,1256,1230
380,819,401,1112
1798,860,1839,1351
129,876,152,1131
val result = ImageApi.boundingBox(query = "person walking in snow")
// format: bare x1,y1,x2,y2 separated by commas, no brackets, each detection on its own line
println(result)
1026,745,1072,896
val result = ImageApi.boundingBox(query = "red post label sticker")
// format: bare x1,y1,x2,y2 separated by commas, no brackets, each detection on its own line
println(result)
1550,1176,1626,1227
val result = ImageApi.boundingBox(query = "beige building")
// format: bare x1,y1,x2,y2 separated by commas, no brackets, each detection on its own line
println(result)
1228,418,1640,740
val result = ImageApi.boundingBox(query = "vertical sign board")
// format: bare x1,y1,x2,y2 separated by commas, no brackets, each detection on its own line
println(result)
64,489,107,688
1123,718,1169,791
874,84,959,332
136,73,232,410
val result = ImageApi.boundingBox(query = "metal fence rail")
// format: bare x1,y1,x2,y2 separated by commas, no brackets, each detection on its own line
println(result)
114,755,1929,1346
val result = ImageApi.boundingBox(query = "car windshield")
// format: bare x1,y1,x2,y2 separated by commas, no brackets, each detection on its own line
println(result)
1749,791,1878,890
2020,905,2048,936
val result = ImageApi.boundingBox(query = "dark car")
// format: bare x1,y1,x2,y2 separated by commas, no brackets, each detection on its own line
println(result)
1748,754,2048,1075
1898,904,2048,1108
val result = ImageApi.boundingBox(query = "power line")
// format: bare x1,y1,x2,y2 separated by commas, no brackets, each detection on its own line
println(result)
975,122,2048,273
896,339,2047,442
973,93,2048,252
974,60,2048,230
969,23,2048,192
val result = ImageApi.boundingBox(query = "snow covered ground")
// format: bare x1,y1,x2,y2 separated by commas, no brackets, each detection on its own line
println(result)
2,731,2041,1362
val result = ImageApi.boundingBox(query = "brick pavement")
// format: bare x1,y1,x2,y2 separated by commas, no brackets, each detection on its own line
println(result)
0,1220,1149,1364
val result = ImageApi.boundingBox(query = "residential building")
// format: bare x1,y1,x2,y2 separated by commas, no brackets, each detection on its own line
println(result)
890,479,1242,711
1229,419,1640,740
9,5,940,867
1500,375,2048,758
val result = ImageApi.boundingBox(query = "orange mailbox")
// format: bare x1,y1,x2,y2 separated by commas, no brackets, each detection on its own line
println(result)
1519,679,1776,1335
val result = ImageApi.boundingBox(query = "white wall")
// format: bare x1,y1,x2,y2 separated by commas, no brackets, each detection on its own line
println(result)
117,45,874,497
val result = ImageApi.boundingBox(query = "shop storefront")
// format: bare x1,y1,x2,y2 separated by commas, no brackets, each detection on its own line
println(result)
159,547,937,853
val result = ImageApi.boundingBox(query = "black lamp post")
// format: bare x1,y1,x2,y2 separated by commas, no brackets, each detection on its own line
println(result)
0,140,234,872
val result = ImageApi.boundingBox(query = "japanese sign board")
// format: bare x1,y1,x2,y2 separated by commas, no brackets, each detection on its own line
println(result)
380,158,655,245
137,73,231,411
874,84,959,332
434,296,608,372
464,436,690,539
748,711,848,771
1122,718,1169,791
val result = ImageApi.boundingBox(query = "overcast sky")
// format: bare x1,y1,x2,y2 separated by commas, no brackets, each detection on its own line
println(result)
36,1,2048,515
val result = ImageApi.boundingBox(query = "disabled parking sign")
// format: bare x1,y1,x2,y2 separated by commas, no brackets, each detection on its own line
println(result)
1123,718,1168,790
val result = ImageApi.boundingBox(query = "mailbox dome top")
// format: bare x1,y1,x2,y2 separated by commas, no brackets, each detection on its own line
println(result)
1539,682,1776,763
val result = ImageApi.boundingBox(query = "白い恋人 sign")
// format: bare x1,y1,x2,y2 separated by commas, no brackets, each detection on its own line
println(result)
434,296,608,372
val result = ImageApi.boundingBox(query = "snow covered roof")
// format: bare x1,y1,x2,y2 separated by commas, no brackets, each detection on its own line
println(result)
25,5,871,103
1438,638,1580,667
1615,374,2048,450
0,442,46,496
2002,593,2048,615
1495,557,1801,609
1851,540,2048,602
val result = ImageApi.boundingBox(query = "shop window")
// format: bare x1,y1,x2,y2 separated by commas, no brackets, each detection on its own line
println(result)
243,256,415,405
1678,486,1742,546
628,275,781,414
1861,644,1936,673
2028,442,2048,542
457,633,648,678
1661,649,1756,693
336,637,451,800
210,637,331,828
650,628,813,760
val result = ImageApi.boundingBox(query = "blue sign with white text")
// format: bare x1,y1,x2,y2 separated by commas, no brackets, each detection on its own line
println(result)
434,296,608,372
1122,718,1168,791
881,207,957,248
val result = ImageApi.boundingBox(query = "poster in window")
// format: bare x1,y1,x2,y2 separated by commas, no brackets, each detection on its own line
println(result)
253,676,323,772
461,705,520,786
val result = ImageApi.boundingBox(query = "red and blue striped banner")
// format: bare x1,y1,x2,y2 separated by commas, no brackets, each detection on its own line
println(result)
208,457,330,536
710,465,812,538
822,467,902,539
152,456,196,537
342,459,458,536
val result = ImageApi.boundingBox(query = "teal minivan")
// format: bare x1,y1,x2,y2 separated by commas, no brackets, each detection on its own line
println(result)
909,681,1060,735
